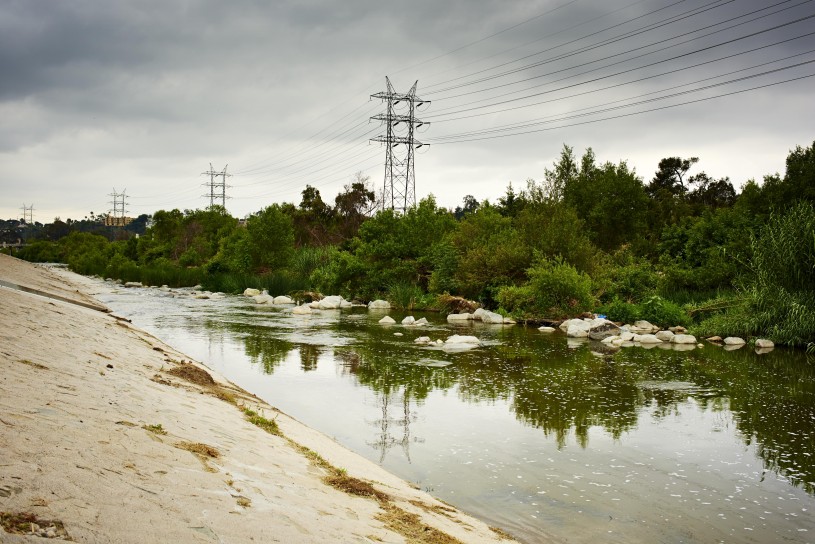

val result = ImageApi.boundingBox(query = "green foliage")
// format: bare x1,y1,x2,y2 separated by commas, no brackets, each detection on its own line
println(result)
497,256,594,319
246,204,295,271
638,295,690,327
17,240,61,262
387,281,424,311
697,202,815,347
592,246,659,303
598,298,640,324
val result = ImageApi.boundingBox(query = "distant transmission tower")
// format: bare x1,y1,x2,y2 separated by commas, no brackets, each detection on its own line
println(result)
202,163,231,210
371,77,430,212
108,189,128,226
20,204,34,224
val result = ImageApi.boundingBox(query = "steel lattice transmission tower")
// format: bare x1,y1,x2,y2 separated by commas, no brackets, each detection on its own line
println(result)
20,203,34,224
108,188,128,226
370,77,430,212
202,163,231,210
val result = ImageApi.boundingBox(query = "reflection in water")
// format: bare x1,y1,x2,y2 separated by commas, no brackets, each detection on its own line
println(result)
103,289,815,543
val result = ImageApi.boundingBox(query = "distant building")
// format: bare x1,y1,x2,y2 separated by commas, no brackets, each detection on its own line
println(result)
102,214,134,227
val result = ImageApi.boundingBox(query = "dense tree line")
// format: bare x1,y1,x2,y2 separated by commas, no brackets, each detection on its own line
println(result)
9,143,815,349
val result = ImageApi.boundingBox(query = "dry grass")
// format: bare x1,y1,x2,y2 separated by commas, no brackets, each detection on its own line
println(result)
17,359,48,370
142,423,167,435
0,511,71,539
242,408,281,436
166,362,215,386
175,441,220,459
376,503,465,544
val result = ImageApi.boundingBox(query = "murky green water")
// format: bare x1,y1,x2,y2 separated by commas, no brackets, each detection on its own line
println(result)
99,286,815,543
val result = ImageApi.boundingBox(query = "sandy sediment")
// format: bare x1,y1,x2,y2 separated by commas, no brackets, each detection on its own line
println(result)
0,254,517,544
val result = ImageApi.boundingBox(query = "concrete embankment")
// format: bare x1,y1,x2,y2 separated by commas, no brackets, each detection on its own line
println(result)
0,254,517,544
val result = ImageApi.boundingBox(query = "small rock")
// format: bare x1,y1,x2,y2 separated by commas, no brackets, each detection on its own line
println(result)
253,294,273,304
723,337,746,345
124,281,143,288
394,332,403,337
669,326,687,333
755,338,774,348
538,326,556,333
414,336,431,344
379,316,396,324
414,317,429,326
318,295,344,309
273,295,295,304
243,288,261,297
292,304,312,315
619,331,635,342
589,320,620,341
481,311,506,324
401,316,416,326
706,336,723,343
368,299,391,309
447,313,472,322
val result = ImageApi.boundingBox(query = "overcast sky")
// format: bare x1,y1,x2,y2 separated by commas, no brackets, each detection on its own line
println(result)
2,0,813,222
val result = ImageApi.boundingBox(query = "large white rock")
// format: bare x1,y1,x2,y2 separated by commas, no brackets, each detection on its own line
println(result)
243,288,261,297
445,335,481,345
655,330,675,342
672,334,698,344
447,313,472,322
253,294,273,304
414,317,429,326
632,320,658,333
401,316,416,326
620,331,635,342
273,295,295,305
368,299,391,309
340,299,353,308
481,311,506,324
637,334,663,344
755,338,774,348
124,281,143,288
472,308,488,321
560,318,585,332
378,316,396,324
318,295,344,309
566,320,592,338
309,301,321,309
291,304,312,315
723,336,746,345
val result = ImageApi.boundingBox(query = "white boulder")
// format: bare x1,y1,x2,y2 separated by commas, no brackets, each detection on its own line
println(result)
620,331,635,342
655,330,675,342
414,336,432,345
755,338,774,348
368,299,391,309
723,336,746,345
414,317,429,326
253,294,273,304
481,311,506,324
318,295,344,309
559,318,585,332
447,313,472,322
672,334,698,344
292,304,312,315
566,320,592,338
243,288,261,297
444,335,480,345
538,326,556,333
632,320,658,333
378,316,396,325
273,295,295,305
472,308,488,321
637,334,663,344
308,301,321,309
401,316,416,326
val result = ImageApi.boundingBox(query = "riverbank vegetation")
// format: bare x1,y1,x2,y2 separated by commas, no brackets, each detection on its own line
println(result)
8,142,815,349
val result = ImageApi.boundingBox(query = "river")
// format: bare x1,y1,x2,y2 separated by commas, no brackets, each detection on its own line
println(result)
97,284,815,543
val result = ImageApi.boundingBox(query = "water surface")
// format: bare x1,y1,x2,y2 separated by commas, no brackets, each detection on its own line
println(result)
99,286,815,543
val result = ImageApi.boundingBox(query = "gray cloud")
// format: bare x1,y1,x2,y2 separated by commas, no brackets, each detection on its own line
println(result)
1,0,813,220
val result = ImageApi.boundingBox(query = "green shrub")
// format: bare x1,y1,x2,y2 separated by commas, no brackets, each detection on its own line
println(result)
638,295,690,327
497,256,594,319
598,298,640,324
387,281,424,310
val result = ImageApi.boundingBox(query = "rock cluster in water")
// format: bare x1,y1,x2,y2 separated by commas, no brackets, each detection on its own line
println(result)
446,308,515,325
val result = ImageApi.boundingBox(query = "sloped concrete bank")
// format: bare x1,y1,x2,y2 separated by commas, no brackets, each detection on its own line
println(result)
0,254,518,544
